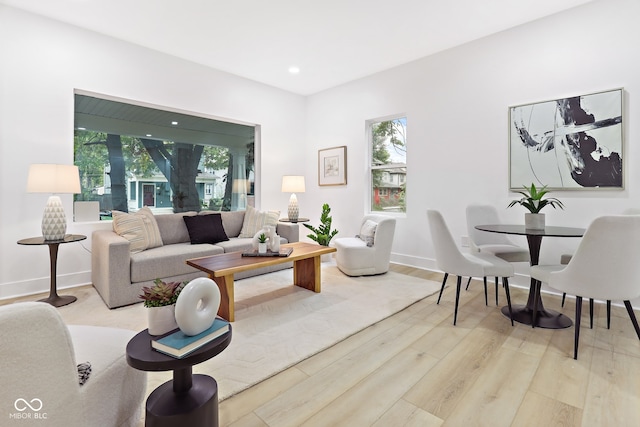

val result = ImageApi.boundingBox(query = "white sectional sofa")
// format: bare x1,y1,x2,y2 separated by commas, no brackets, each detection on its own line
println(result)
92,209,298,308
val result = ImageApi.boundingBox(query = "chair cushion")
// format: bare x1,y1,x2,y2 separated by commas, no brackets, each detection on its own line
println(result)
357,219,377,247
183,214,229,244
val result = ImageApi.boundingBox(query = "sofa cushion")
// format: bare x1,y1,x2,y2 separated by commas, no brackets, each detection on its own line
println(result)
238,206,280,238
183,214,229,244
220,211,244,238
130,243,223,283
155,212,197,245
214,237,255,253
112,207,163,253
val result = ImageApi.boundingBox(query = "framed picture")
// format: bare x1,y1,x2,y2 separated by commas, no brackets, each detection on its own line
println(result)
318,146,347,186
509,88,623,190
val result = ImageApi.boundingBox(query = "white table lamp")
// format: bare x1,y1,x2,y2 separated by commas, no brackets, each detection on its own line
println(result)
27,164,81,241
281,175,305,222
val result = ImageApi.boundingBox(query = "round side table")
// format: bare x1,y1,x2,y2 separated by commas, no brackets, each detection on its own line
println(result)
17,234,87,307
126,327,232,427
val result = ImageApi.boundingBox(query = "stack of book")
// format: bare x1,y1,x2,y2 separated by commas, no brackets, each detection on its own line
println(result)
151,318,230,359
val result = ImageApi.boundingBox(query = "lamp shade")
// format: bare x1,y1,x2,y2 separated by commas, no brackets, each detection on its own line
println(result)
27,164,80,241
27,164,81,194
281,175,305,193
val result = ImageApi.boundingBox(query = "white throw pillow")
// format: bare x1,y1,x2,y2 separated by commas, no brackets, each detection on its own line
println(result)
358,219,377,247
238,205,280,238
112,207,163,253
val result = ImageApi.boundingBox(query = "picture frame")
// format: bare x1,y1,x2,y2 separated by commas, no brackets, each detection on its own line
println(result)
318,146,347,186
508,88,623,190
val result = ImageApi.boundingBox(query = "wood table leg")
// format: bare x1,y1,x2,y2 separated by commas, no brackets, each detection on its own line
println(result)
293,256,321,293
211,274,235,322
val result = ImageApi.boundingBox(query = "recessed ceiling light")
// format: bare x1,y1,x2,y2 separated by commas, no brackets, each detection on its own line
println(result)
171,121,178,126
78,127,86,130
288,66,300,74
146,134,152,137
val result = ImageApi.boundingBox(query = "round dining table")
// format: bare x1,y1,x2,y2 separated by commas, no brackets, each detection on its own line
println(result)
475,224,585,329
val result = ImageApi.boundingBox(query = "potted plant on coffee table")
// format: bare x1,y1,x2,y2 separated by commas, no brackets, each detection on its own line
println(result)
257,232,268,254
139,279,186,336
508,183,564,230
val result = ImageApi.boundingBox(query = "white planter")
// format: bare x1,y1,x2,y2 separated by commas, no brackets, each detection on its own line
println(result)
258,242,268,254
147,304,178,336
525,213,545,230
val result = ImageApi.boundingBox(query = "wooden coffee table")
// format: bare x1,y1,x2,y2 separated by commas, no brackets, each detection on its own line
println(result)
187,242,336,321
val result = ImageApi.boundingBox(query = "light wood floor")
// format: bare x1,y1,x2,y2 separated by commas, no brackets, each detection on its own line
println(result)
218,265,640,427
3,265,640,426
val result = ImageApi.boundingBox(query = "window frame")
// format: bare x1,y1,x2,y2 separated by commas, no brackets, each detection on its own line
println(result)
366,114,407,217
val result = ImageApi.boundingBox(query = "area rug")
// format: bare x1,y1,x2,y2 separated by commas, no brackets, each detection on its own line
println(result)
61,261,441,400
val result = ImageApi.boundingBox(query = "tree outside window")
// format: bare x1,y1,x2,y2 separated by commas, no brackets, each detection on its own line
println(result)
369,117,406,213
74,94,255,218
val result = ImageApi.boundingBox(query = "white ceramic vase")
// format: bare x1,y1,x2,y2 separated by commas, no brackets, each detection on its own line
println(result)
525,213,545,230
147,304,178,336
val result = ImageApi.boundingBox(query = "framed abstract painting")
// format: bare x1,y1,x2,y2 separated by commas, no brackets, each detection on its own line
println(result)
509,88,623,190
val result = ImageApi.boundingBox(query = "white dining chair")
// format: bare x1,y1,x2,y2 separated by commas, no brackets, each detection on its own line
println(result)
466,204,530,305
530,215,640,359
558,208,640,326
427,210,515,326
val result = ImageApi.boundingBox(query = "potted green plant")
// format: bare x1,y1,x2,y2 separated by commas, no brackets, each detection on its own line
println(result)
304,203,339,247
257,233,268,254
508,183,564,229
139,279,186,335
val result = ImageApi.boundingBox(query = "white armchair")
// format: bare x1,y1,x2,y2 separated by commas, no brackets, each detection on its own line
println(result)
0,302,146,427
334,215,396,276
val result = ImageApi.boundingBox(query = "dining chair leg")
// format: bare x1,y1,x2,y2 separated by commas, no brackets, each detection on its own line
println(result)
562,292,566,307
453,276,462,326
465,276,472,290
495,277,499,306
589,298,594,329
503,277,514,326
607,300,611,329
531,280,540,328
574,296,583,360
623,300,640,340
437,273,448,304
483,277,488,306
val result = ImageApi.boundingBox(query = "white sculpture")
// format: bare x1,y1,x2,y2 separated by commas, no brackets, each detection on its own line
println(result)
175,277,221,336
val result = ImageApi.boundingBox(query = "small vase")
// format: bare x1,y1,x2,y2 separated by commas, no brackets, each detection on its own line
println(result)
258,242,268,254
147,304,178,336
525,213,545,230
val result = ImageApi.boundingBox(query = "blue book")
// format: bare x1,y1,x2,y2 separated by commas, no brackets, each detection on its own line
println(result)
151,318,230,358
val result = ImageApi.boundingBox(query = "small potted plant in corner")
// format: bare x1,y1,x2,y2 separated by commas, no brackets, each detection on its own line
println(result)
139,279,186,336
508,183,564,230
257,232,268,254
304,203,339,261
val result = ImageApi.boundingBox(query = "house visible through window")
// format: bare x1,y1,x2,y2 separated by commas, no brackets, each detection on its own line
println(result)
74,92,256,219
369,116,407,213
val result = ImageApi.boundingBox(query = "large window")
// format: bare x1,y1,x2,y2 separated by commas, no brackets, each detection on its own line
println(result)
369,117,407,213
74,93,256,218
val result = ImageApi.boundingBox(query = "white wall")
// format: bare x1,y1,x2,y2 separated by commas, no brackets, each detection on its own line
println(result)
0,6,306,299
2,0,640,303
305,0,640,294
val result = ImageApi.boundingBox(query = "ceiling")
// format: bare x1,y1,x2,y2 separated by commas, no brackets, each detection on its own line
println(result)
2,0,595,95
